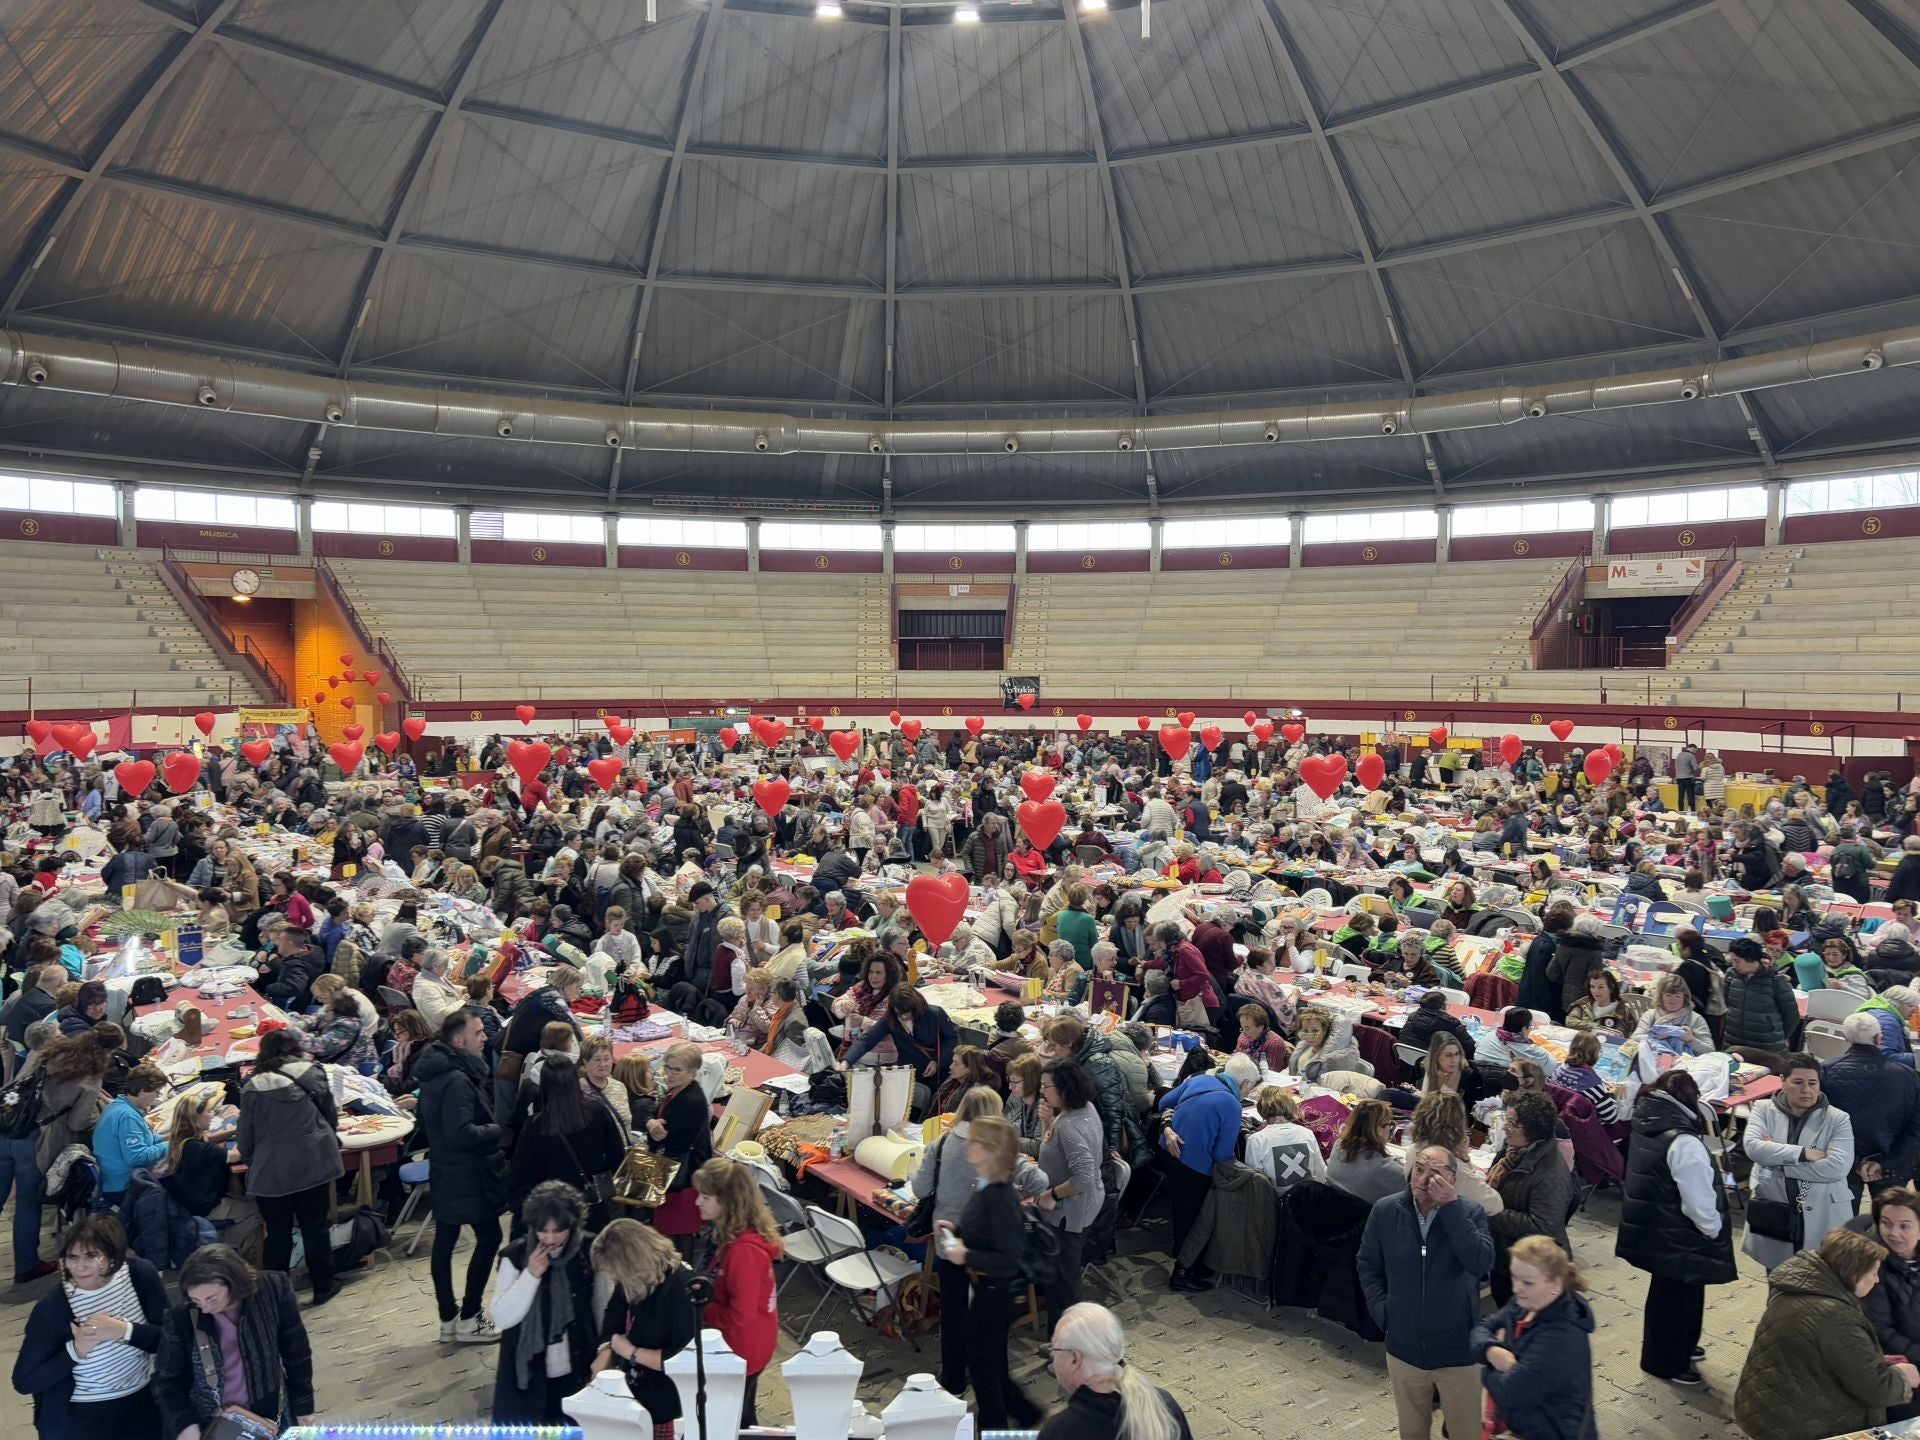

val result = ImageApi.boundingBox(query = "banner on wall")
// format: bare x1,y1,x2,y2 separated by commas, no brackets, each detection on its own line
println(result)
1606,556,1703,593
237,707,311,726
1000,675,1040,708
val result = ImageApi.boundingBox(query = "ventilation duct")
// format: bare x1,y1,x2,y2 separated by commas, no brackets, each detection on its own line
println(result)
4,326,1917,458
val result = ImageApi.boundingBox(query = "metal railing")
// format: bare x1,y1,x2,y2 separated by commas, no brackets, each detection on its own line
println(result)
313,557,414,703
156,548,289,704
1665,547,1744,660
1528,554,1588,669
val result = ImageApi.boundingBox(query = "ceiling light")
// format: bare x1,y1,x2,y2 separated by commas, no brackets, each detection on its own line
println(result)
816,2,841,15
1081,0,1107,9
954,6,980,21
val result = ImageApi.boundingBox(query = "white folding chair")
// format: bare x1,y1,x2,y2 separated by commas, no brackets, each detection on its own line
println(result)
1438,988,1470,1008
1805,990,1857,1022
393,1159,433,1255
1394,1043,1428,1075
1804,1022,1849,1061
756,1181,849,1333
1334,963,1372,984
1299,888,1334,909
803,1205,920,1336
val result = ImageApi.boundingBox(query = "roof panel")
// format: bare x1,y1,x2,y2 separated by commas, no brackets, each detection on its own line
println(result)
636,291,882,405
0,164,68,284
1137,271,1400,398
19,181,368,361
691,12,889,160
1429,393,1757,483
1081,0,1304,154
1736,342,1920,455
890,449,1149,508
466,0,703,143
224,0,493,93
317,424,607,493
1115,143,1357,278
356,249,636,390
1274,0,1532,120
1390,219,1702,376
408,113,666,267
113,44,438,228
895,295,1133,404
1575,0,1920,198
0,0,178,164
899,167,1114,286
1334,78,1629,252
899,23,1089,159
1512,0,1713,57
1665,139,1920,334
1154,433,1433,503
618,448,885,505
662,157,887,286
0,384,308,473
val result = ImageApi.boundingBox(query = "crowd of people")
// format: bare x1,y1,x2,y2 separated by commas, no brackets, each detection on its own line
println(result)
1,716,1918,1439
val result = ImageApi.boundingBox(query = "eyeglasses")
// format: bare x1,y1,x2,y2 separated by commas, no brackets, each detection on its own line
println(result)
1039,1346,1079,1363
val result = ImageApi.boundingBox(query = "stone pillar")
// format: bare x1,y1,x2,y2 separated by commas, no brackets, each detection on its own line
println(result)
1013,519,1028,577
293,495,312,558
1764,477,1786,548
1435,503,1452,564
1148,516,1163,573
455,505,472,564
1590,493,1609,558
746,517,761,574
1288,511,1306,569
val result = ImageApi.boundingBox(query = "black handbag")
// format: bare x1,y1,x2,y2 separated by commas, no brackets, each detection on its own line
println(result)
1747,1176,1802,1244
904,1134,944,1241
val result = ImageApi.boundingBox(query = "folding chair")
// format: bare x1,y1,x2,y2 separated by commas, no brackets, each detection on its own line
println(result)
1333,963,1372,985
1804,1022,1849,1061
757,1181,850,1336
393,1159,433,1255
800,1205,919,1337
1805,990,1856,1022
377,985,412,1015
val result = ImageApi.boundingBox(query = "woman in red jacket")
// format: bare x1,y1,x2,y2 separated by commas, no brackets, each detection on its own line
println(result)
692,1159,783,1425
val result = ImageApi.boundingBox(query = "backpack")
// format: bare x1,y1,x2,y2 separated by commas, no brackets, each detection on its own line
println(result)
1018,1210,1061,1286
0,1069,45,1140
1833,848,1864,883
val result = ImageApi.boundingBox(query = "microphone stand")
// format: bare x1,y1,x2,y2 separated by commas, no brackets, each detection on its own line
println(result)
686,1240,717,1440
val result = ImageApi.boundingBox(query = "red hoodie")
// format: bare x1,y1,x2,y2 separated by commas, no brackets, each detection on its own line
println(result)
895,785,920,826
705,1229,783,1374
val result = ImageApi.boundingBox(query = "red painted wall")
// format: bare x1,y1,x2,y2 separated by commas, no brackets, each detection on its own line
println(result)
1448,533,1589,564
758,550,885,574
1606,519,1764,553
0,511,118,545
1026,550,1151,574
134,519,298,552
619,545,750,572
206,596,295,691
469,538,606,568
1783,505,1920,545
314,533,459,563
893,551,1017,576
1161,544,1291,572
1301,538,1438,567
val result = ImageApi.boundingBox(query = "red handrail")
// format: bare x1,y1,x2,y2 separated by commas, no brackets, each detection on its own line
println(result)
156,548,290,704
313,557,414,703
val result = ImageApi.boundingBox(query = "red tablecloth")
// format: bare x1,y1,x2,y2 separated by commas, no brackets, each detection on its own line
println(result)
810,1156,898,1218
135,990,273,1066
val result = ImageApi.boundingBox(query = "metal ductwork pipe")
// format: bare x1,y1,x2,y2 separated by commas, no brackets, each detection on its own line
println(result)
5,325,1919,457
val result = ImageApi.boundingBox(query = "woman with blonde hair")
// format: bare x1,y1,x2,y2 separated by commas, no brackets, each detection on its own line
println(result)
692,1158,783,1423
613,1053,657,1133
1243,1086,1325,1190
645,1042,713,1243
590,1218,697,1438
159,1090,263,1255
1040,1301,1193,1440
1622,972,1714,1060
1404,1091,1504,1216
1470,1234,1597,1440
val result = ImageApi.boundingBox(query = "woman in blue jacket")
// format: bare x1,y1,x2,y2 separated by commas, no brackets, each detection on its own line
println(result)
1472,1234,1598,1440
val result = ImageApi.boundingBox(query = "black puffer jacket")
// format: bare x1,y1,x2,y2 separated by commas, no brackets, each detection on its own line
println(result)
1615,1090,1735,1287
414,1041,507,1225
1723,964,1801,1053
1546,931,1608,1022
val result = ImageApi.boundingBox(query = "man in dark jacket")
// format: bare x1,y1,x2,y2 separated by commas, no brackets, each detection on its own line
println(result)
809,841,861,895
415,1010,508,1341
1824,1016,1920,1209
1545,915,1608,1025
1890,837,1920,908
4,964,67,1044
1723,938,1802,1055
1732,826,1781,893
1487,1092,1575,1303
1358,1146,1493,1440
1517,900,1571,1019
665,882,733,1020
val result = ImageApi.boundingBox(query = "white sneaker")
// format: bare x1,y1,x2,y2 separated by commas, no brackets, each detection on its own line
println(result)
438,1319,455,1343
455,1315,499,1344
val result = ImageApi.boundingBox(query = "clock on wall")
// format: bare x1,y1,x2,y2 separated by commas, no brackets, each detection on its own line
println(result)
231,567,262,596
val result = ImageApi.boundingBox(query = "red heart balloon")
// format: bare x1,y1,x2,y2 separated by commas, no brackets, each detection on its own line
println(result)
376,691,392,706
828,730,859,763
1252,719,1274,743
805,717,825,734
1300,754,1349,800
608,724,635,746
363,670,380,686
1280,722,1306,745
1017,693,1035,710
1075,713,1093,732
905,871,970,947
753,777,791,817
1584,750,1615,785
1549,720,1575,742
515,704,536,726
1499,733,1524,765
900,720,923,742
329,741,364,774
1356,753,1386,790
965,716,985,736
115,760,156,796
240,739,272,765
373,732,401,755
716,727,739,751
402,717,427,742
161,751,201,794
339,654,355,669
505,739,546,786
588,757,623,790
326,675,340,690
762,719,789,747
342,723,365,742
1428,726,1449,747
601,715,623,733
26,720,51,744
1242,711,1257,727
51,722,85,749
1020,770,1055,803
63,730,91,760
888,711,903,727
1136,716,1151,731
1158,724,1191,761
1199,725,1222,751
1017,798,1067,849
312,690,327,704
192,711,216,737
338,696,355,710
1177,711,1196,728
1604,743,1624,763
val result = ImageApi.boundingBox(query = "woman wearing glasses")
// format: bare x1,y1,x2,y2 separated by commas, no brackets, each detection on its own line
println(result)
647,1042,715,1247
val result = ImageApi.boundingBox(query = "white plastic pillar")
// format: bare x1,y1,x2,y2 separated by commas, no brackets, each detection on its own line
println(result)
665,1326,748,1439
566,1368,651,1440
880,1373,969,1440
782,1330,867,1440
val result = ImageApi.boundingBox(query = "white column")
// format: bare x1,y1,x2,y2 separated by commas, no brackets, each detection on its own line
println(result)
881,520,895,580
1590,493,1609,557
1764,477,1785,548
455,505,472,564
1013,519,1028,576
293,495,312,558
1288,511,1305,569
114,480,136,549
746,517,761,574
1148,516,1163,572
603,512,618,569
1435,503,1452,563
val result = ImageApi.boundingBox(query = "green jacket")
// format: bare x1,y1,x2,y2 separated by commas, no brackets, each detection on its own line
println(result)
1734,1250,1913,1440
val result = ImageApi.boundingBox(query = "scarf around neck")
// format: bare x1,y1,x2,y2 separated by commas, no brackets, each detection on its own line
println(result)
513,1232,583,1390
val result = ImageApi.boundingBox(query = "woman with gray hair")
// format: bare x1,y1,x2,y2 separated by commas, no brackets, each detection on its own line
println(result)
410,947,465,1031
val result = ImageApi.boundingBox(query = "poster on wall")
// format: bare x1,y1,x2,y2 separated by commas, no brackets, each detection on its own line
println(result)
1606,556,1703,593
1000,675,1040,709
